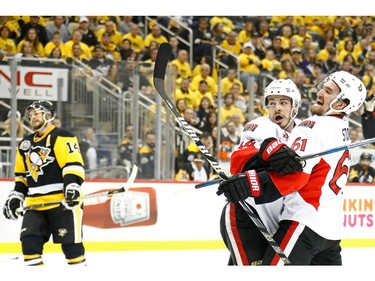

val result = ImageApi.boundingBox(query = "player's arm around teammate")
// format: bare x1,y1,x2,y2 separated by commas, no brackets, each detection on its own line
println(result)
219,79,303,265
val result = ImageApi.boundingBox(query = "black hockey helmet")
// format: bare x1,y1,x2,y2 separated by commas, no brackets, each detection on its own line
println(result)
360,152,372,161
24,100,56,124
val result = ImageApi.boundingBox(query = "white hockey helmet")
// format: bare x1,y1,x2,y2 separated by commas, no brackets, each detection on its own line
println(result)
264,79,301,118
319,71,366,115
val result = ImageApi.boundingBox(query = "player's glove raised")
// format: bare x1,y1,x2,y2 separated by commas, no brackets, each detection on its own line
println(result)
216,170,261,203
259,137,303,175
62,183,81,210
3,190,25,220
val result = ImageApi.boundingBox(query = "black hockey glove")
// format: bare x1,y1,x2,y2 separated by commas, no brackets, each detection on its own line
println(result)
3,191,25,220
259,137,303,175
217,170,261,203
62,183,81,210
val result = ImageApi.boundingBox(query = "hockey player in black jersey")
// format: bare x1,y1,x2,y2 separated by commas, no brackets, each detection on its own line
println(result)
3,100,86,266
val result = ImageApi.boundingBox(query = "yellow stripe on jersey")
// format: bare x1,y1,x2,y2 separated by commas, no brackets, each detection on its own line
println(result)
62,165,85,179
26,192,65,211
15,175,27,186
54,135,84,167
73,206,84,244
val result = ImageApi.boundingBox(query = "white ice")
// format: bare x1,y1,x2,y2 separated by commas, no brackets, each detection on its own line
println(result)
0,247,373,280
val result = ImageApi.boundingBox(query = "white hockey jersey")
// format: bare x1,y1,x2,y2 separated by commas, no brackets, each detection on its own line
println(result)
230,116,294,234
279,114,351,240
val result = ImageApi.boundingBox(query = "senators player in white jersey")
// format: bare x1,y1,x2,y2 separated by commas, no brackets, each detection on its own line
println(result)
218,71,366,265
3,100,86,266
219,79,302,265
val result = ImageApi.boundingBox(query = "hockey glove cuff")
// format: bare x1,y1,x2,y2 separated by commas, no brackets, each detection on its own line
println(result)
259,137,303,175
3,191,25,220
63,183,81,210
217,170,261,203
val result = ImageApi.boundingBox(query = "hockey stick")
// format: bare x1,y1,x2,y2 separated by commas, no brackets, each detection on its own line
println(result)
299,136,375,161
16,164,138,213
196,136,375,188
0,256,19,264
153,42,291,264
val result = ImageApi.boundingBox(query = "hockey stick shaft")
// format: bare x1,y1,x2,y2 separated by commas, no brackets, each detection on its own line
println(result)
154,43,291,264
16,165,138,212
196,137,375,189
299,137,375,161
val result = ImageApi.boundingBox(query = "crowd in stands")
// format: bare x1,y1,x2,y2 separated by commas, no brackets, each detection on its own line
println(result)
1,15,375,180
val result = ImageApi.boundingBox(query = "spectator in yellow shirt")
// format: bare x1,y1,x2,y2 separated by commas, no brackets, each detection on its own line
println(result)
238,20,255,45
175,78,198,110
190,63,218,95
99,32,120,62
239,41,262,87
220,68,243,94
96,20,123,47
219,92,246,126
64,29,92,60
261,49,282,75
192,55,218,83
352,38,372,64
219,31,242,68
291,25,312,49
0,26,16,55
209,16,235,34
194,80,215,111
122,24,144,54
337,39,355,63
44,31,67,58
16,27,45,57
0,16,21,39
317,40,336,62
170,49,192,80
143,24,168,49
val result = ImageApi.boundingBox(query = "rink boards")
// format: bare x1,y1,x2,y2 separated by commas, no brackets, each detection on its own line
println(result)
1,179,375,253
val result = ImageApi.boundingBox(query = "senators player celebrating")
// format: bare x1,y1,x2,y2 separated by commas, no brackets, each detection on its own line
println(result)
3,100,86,266
219,79,302,265
218,71,367,265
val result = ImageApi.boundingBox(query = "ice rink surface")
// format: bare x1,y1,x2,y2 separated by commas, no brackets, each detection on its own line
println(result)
0,247,373,280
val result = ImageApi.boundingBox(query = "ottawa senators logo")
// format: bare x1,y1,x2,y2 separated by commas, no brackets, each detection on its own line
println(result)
25,146,55,181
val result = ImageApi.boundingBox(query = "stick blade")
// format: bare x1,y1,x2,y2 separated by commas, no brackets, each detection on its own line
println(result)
153,43,171,80
127,164,138,185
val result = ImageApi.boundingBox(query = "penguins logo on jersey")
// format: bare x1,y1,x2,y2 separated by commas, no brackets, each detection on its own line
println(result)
58,228,68,237
25,146,55,181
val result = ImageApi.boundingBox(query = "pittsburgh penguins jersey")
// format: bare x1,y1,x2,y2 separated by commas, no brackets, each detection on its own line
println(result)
137,145,155,179
14,125,85,210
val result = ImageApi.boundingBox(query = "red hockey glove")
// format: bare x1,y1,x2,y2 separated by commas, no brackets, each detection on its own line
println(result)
216,170,261,203
259,137,303,175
